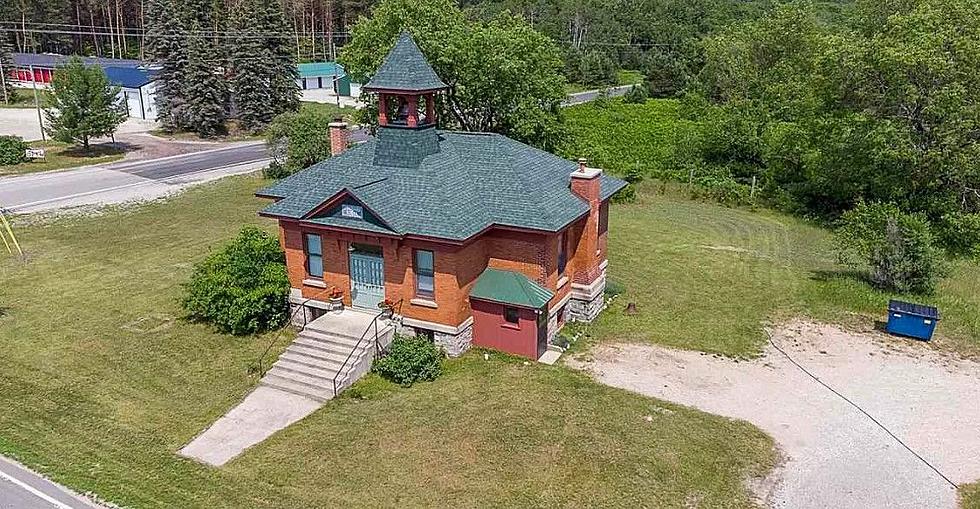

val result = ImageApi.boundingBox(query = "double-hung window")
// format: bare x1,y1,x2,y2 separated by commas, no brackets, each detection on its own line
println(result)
414,249,435,299
557,231,568,276
305,233,323,278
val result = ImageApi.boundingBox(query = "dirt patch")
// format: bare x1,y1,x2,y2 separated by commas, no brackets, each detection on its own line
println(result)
568,319,980,509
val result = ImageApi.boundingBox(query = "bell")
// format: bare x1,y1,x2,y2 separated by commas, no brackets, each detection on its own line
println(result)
625,302,638,315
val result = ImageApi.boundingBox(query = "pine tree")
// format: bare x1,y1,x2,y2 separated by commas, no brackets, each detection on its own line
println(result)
180,0,228,136
262,1,300,116
183,30,227,137
230,0,273,132
0,35,15,104
144,0,187,131
44,58,127,149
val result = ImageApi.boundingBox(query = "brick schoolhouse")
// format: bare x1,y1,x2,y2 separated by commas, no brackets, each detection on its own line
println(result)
258,33,625,361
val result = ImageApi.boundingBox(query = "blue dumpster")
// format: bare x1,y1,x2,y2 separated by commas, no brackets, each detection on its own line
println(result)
886,300,940,341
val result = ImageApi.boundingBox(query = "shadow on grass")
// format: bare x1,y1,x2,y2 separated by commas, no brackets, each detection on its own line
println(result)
61,142,131,158
809,269,873,285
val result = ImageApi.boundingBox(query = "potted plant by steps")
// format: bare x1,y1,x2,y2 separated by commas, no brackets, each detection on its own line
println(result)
378,299,395,319
328,286,344,313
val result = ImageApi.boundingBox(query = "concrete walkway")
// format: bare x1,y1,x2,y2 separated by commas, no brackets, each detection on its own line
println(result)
569,320,980,509
179,386,321,466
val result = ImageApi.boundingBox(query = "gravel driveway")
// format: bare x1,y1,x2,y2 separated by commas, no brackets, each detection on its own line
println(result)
569,320,980,508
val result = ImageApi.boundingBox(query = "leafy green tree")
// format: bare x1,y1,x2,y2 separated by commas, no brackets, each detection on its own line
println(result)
144,0,187,131
43,58,126,150
340,0,568,150
685,0,980,239
266,107,337,172
835,202,946,295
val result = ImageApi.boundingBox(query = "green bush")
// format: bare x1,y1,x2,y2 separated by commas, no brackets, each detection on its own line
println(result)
372,335,443,387
834,202,946,295
0,135,27,165
623,84,649,104
935,213,980,259
182,226,290,335
612,164,644,204
262,160,292,179
690,174,752,206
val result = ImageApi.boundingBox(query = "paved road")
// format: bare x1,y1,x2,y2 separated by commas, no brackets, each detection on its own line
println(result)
563,84,635,106
0,142,270,214
0,456,103,509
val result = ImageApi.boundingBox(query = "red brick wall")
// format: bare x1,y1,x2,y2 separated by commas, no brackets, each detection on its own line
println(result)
280,215,601,328
569,174,605,285
470,299,540,359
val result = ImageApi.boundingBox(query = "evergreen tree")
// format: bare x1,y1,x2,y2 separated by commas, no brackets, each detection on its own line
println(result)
262,1,300,116
43,58,127,149
144,0,187,131
183,31,227,137
181,0,228,136
231,0,274,132
0,35,15,104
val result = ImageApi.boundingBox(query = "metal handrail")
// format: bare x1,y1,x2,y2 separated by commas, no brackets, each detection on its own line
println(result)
331,298,404,396
255,287,335,376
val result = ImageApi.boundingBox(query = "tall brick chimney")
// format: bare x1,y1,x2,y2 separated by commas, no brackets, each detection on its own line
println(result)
329,120,349,156
569,158,604,285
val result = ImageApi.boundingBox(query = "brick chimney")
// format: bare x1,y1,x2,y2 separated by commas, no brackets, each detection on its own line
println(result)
569,158,605,285
329,120,349,156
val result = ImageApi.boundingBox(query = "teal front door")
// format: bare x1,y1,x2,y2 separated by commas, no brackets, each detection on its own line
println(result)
349,245,385,310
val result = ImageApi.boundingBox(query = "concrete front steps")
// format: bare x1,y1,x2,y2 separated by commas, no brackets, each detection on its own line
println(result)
260,310,394,402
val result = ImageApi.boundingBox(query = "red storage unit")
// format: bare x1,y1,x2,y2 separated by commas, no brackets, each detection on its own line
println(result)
469,268,554,360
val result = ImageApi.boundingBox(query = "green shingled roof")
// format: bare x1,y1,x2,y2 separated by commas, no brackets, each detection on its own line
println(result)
362,32,447,92
470,268,554,309
257,126,628,240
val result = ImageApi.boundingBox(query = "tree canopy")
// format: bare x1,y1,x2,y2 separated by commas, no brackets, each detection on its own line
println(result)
680,0,980,226
339,0,567,150
43,58,126,149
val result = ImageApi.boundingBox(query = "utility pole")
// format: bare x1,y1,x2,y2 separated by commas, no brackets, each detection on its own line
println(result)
0,57,8,104
29,65,45,141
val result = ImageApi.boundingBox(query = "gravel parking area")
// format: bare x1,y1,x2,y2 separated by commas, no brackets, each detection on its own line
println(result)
569,320,980,509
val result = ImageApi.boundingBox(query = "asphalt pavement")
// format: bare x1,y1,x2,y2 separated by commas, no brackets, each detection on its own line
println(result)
0,142,271,214
563,84,635,106
0,456,102,509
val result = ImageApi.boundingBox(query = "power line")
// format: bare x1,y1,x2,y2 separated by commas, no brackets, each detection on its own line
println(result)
0,21,350,36
0,26,350,40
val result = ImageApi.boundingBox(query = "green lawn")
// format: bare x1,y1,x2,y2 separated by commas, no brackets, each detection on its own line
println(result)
0,140,125,176
582,182,980,358
0,88,52,108
963,483,980,509
0,175,774,508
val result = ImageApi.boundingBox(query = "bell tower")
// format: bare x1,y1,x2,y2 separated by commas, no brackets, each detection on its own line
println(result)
361,32,448,129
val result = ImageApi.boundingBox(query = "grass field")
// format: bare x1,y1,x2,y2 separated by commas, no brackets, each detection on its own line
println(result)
0,140,125,176
0,175,774,508
560,98,693,176
0,88,53,108
963,483,980,509
581,182,980,358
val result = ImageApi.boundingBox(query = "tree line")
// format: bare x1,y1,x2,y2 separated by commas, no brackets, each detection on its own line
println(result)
0,0,372,63
144,0,299,136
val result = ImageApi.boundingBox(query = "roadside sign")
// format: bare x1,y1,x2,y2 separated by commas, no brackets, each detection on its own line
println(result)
25,148,45,160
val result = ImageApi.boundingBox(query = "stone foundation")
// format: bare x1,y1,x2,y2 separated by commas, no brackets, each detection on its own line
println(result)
568,273,606,322
433,324,473,357
396,317,473,357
